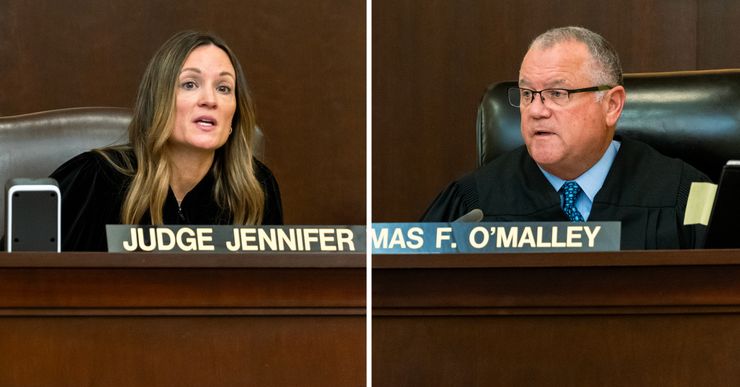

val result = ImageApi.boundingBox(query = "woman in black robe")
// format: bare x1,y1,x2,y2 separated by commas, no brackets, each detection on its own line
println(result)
51,31,283,251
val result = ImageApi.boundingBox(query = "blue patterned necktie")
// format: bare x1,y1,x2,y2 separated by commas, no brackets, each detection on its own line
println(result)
560,181,584,222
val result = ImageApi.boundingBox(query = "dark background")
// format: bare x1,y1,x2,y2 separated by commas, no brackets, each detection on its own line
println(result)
373,0,740,221
0,0,365,225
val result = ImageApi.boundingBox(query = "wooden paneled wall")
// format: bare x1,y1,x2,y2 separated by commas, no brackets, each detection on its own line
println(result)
5,1,740,223
373,0,740,221
0,0,365,225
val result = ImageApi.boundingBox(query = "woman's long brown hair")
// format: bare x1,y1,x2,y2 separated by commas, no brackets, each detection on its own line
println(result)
99,30,264,225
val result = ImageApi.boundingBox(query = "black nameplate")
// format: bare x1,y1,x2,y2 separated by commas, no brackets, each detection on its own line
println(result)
371,222,621,253
106,225,366,253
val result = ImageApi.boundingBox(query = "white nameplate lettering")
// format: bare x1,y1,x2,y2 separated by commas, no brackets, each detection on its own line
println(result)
371,222,620,253
106,225,365,253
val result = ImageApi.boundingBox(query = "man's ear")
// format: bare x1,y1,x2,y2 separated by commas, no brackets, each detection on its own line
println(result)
604,85,626,127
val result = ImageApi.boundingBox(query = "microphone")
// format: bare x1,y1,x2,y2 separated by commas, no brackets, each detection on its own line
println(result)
453,208,484,223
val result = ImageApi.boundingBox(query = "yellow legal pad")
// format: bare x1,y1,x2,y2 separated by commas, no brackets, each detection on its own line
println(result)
683,182,718,226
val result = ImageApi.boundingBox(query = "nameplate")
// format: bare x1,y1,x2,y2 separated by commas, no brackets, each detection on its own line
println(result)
371,222,621,254
106,225,366,253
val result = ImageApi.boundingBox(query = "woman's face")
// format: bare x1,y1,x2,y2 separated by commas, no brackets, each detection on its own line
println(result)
169,44,237,155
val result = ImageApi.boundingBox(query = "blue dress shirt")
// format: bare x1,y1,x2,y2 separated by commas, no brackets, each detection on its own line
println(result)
539,140,621,220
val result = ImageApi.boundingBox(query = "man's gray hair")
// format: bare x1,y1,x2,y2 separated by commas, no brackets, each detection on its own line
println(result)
529,26,623,87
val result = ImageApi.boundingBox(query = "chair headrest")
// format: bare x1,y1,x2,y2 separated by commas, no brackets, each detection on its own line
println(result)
477,69,740,182
0,106,268,239
0,107,131,239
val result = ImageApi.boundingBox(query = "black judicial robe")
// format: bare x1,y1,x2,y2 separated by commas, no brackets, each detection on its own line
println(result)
51,151,283,251
421,138,711,249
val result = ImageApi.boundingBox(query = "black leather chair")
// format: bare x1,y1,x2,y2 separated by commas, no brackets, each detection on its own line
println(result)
0,106,267,239
476,69,740,182
0,107,131,237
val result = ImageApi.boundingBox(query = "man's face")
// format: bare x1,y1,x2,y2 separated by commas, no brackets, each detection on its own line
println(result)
518,40,616,180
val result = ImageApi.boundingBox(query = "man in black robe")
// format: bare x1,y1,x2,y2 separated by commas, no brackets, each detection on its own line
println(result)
422,26,710,249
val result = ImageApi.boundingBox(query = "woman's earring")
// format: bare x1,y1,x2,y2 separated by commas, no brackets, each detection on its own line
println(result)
229,127,233,134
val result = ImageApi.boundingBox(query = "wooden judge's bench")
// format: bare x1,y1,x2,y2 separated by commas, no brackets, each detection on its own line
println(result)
373,249,740,386
0,252,365,386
